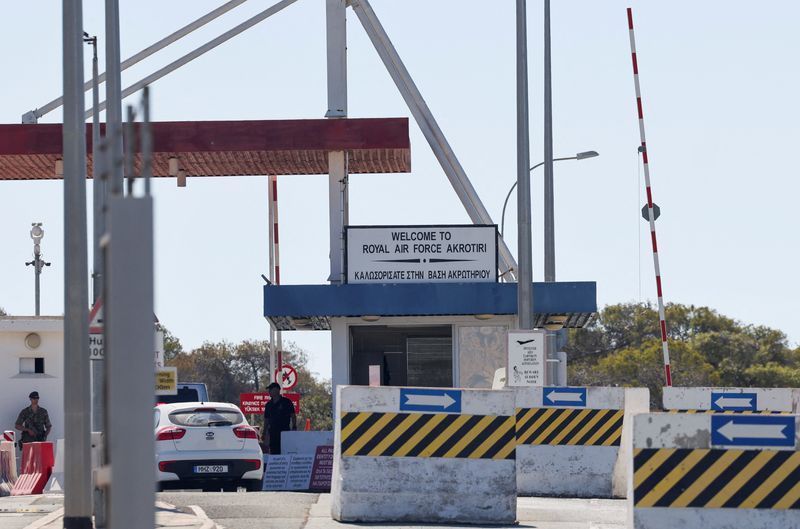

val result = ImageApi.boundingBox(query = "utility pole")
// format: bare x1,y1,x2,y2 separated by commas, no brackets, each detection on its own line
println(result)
105,0,124,196
62,0,93,527
542,0,559,384
25,223,50,316
516,0,533,330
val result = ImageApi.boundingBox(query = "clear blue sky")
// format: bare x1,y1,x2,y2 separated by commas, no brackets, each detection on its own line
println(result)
1,1,799,381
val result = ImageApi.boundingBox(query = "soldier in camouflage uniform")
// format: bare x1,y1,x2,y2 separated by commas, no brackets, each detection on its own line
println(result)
14,391,51,445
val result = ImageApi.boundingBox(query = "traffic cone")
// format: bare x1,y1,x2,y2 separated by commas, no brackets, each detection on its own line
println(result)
304,418,311,431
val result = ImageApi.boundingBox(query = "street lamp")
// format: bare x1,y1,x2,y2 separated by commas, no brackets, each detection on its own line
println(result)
25,223,51,316
500,151,599,239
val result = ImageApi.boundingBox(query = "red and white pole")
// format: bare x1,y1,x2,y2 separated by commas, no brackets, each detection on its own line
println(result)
269,175,283,381
627,8,672,386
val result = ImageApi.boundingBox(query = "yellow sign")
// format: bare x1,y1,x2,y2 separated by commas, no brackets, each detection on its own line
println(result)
155,367,177,396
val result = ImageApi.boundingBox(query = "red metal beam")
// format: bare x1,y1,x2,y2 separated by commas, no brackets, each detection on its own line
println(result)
0,118,410,180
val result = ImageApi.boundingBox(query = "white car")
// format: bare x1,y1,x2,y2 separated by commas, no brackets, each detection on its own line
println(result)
155,402,263,492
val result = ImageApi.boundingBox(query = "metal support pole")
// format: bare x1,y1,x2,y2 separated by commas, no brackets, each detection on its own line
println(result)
106,196,155,529
105,0,124,197
87,0,298,119
88,32,106,437
34,259,41,316
516,0,533,330
543,0,555,283
542,0,558,381
350,0,519,279
62,1,92,527
326,0,349,284
25,0,248,122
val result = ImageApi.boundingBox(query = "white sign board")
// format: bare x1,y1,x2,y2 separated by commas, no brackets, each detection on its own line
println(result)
507,330,546,386
90,329,164,364
261,454,315,491
154,331,165,369
346,225,497,284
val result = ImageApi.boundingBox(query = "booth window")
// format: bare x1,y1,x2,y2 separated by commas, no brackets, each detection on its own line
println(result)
20,357,45,374
350,325,453,387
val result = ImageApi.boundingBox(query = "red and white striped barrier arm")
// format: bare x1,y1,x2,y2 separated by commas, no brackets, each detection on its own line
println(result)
2,431,14,443
269,175,283,372
627,8,672,386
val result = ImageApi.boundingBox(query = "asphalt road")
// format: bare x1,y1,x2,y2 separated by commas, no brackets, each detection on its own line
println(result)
158,491,320,529
157,491,627,529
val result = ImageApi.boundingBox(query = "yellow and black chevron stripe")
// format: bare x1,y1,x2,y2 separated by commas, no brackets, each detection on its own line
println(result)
634,448,800,509
515,408,623,446
340,411,516,460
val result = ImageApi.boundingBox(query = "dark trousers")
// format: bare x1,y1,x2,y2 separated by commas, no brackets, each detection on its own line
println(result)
268,431,282,455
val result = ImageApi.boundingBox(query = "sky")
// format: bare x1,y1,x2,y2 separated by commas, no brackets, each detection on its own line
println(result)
1,1,799,382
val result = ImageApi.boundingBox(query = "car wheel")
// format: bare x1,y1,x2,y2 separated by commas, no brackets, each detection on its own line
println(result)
240,479,262,492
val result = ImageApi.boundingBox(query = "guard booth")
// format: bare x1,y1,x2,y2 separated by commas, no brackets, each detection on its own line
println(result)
264,224,597,393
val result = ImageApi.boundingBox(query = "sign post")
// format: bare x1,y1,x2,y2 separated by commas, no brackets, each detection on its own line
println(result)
507,330,546,386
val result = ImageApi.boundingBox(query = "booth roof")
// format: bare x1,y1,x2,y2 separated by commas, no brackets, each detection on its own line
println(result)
263,281,597,330
0,118,410,179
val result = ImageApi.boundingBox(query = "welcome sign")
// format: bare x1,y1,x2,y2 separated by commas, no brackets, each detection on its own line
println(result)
345,225,497,284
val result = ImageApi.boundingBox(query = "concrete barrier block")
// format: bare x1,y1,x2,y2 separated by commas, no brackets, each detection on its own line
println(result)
515,386,649,498
631,413,800,529
663,386,800,412
281,431,334,455
332,385,516,524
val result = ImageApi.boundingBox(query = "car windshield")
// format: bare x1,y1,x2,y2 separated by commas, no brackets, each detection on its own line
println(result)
169,409,243,427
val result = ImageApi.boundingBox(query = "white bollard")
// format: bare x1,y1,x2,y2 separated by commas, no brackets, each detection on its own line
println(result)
515,386,649,498
332,385,517,524
663,386,800,412
631,413,800,528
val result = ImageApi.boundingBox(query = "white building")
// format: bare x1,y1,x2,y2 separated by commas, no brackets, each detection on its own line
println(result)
0,316,64,441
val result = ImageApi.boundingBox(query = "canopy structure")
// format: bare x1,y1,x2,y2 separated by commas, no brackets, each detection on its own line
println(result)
264,281,597,330
0,117,410,180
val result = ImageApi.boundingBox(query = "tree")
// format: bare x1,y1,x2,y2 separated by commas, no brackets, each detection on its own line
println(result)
568,302,800,408
0,306,6,316
167,337,333,431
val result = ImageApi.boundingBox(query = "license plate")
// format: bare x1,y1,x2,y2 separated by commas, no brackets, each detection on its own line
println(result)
193,465,228,474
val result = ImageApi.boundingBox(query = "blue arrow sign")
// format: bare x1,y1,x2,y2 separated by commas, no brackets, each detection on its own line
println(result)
711,415,795,448
543,387,587,407
400,388,461,413
711,392,757,411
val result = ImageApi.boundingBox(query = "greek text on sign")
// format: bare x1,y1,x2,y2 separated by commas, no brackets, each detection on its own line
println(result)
507,331,546,386
346,225,497,284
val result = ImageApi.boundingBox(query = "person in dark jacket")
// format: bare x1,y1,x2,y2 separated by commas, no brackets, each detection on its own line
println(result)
15,391,51,445
262,382,296,454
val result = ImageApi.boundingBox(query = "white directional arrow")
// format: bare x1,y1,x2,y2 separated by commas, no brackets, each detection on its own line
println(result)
717,420,788,442
545,390,584,403
714,396,754,409
404,393,456,409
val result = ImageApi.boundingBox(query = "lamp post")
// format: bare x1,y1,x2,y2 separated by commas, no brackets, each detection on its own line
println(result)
25,223,51,316
500,151,598,240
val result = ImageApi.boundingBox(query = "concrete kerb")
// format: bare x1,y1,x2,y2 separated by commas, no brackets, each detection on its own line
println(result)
331,385,517,524
630,412,800,529
663,386,800,412
514,386,649,498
